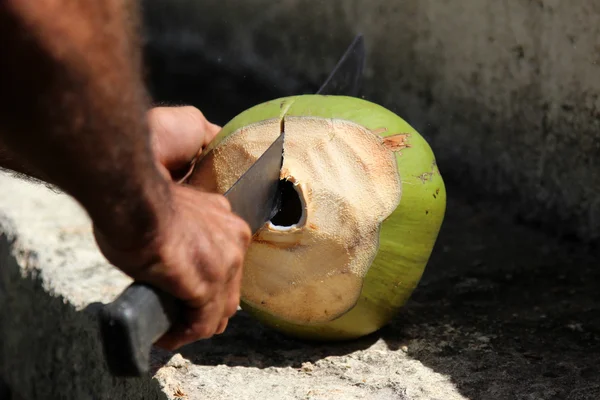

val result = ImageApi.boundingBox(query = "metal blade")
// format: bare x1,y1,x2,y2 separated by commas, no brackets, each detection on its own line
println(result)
224,133,285,234
316,34,366,96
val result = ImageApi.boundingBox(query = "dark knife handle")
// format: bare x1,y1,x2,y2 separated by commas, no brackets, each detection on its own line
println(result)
98,282,181,377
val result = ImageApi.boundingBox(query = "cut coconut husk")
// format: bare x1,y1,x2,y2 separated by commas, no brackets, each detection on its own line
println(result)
188,95,446,341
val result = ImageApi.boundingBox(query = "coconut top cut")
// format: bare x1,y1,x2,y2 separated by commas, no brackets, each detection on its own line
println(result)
190,114,401,324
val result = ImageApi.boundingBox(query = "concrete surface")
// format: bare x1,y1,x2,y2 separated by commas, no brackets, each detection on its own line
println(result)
141,0,600,242
0,174,166,400
0,173,464,400
1,168,600,400
2,3,599,399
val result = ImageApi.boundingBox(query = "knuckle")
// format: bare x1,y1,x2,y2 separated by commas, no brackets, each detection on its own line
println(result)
194,241,229,284
142,261,184,291
206,193,231,211
187,281,211,306
230,251,245,269
146,106,162,121
229,216,252,244
193,242,224,282
190,323,215,339
181,106,206,122
216,195,232,211
203,262,227,283
146,107,169,132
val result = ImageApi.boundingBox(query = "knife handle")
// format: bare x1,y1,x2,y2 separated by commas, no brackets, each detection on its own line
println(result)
98,282,181,377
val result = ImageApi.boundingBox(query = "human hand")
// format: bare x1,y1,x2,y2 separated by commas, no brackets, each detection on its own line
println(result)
147,105,221,181
95,106,252,350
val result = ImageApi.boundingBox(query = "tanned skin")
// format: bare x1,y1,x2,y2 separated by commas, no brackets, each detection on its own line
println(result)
0,1,252,349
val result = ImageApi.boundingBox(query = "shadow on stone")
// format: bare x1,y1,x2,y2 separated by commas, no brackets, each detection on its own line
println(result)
0,231,168,400
170,193,600,399
377,194,600,400
177,311,380,369
0,376,12,400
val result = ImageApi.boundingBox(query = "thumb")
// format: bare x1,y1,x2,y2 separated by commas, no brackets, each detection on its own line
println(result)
148,106,221,172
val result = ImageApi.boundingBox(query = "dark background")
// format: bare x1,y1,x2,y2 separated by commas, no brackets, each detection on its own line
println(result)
141,28,291,127
138,23,600,400
64,5,591,398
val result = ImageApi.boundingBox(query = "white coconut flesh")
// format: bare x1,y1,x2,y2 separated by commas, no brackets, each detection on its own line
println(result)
190,115,401,324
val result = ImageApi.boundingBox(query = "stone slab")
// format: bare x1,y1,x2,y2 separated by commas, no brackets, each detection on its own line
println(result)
0,172,465,399
1,168,600,399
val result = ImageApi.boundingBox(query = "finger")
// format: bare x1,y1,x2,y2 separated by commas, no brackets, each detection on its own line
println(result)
203,192,232,212
187,298,225,340
155,299,223,350
155,330,184,351
205,121,221,143
233,215,253,249
148,106,221,171
224,263,243,318
215,318,228,335
211,203,252,247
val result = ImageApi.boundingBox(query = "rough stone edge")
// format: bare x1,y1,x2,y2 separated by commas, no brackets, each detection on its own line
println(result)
0,210,168,400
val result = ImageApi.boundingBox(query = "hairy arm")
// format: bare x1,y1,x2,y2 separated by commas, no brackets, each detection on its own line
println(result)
0,0,168,249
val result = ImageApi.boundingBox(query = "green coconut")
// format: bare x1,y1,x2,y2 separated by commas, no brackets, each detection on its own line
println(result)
188,95,446,341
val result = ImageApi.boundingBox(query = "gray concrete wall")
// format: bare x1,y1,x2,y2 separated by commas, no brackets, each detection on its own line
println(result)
143,0,600,241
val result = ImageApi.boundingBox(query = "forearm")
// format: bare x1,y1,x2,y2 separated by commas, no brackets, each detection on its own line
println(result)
0,0,169,248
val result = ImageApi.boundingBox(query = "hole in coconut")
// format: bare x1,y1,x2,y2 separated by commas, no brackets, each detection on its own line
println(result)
270,179,303,227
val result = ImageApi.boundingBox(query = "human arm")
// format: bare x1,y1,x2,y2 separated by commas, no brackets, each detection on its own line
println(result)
0,1,251,349
0,0,166,248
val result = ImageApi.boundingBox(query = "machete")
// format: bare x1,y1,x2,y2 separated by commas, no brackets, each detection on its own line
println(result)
98,33,366,377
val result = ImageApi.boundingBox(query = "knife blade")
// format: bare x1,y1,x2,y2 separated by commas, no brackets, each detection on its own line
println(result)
99,34,365,378
224,133,285,232
316,33,365,96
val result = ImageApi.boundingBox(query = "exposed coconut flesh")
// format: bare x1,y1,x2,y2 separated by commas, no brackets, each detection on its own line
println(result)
190,116,401,324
